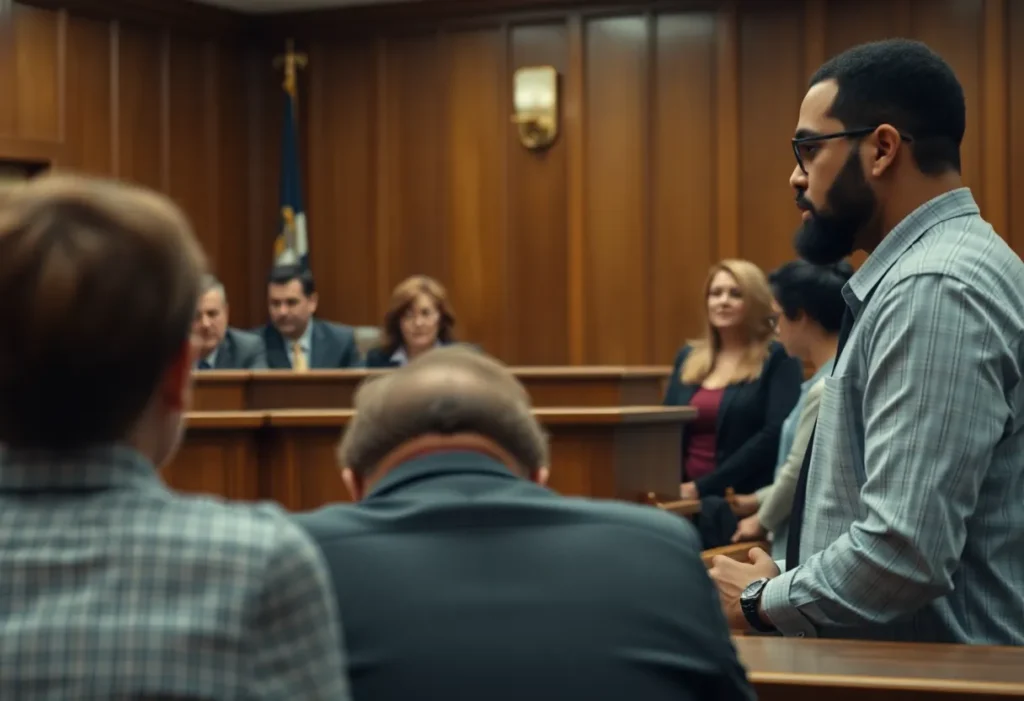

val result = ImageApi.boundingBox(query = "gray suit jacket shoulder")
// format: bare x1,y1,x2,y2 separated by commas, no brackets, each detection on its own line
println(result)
216,328,267,370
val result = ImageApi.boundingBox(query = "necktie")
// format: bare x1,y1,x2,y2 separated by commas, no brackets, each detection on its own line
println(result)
785,307,855,571
292,342,309,372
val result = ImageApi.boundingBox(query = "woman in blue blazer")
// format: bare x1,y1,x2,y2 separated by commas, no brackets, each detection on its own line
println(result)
664,259,803,499
365,275,459,368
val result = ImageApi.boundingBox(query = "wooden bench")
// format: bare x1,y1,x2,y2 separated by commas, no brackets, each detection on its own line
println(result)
191,367,672,411
168,406,694,510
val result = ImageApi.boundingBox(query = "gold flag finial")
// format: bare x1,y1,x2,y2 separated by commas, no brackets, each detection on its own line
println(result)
273,38,308,97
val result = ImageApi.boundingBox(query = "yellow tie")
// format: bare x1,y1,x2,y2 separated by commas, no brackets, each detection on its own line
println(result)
292,341,309,372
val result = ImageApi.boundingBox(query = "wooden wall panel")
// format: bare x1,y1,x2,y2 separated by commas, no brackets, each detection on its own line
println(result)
583,15,648,364
444,29,507,356
64,15,111,173
306,39,377,326
737,2,803,271
380,35,446,287
507,23,570,365
651,12,716,358
0,3,259,325
1010,0,1024,254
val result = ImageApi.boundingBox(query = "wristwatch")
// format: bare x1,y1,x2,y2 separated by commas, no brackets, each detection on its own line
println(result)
740,578,777,633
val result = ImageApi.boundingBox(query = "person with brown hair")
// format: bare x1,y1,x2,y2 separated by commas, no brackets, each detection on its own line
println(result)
0,174,351,699
664,259,803,503
365,274,459,368
294,345,754,701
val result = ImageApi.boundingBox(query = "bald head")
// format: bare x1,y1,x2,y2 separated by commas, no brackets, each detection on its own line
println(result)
338,346,548,477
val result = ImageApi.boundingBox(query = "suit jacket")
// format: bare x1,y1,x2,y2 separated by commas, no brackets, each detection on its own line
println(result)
294,451,754,701
261,319,362,369
364,341,474,368
206,328,266,370
663,340,802,497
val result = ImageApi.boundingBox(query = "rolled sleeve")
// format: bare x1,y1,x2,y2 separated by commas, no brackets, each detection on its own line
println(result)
760,571,816,638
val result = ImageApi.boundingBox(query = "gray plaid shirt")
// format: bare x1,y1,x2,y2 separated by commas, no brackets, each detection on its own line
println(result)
763,188,1024,643
0,444,352,699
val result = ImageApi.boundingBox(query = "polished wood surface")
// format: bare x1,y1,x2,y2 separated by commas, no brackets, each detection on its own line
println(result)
166,406,694,510
737,636,1024,700
192,367,671,411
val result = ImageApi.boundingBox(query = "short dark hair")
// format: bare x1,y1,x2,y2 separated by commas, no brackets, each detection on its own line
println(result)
769,260,853,334
268,264,315,296
0,174,205,450
810,39,965,175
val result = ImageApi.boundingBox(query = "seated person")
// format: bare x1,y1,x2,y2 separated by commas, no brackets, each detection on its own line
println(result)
664,259,802,500
731,260,852,559
192,273,267,369
0,174,349,699
259,264,361,369
365,274,458,368
294,346,754,701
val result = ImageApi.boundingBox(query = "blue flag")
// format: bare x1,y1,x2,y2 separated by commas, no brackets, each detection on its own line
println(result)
274,74,308,269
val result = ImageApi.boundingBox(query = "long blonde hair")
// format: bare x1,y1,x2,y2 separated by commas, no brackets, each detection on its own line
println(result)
680,259,776,385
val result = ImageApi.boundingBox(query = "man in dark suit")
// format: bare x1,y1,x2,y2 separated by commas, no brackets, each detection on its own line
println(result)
259,264,361,369
192,274,266,370
294,346,754,701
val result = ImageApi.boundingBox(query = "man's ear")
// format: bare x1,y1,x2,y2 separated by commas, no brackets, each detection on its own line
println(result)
162,339,193,411
870,124,902,178
532,466,550,486
309,292,319,315
341,467,364,501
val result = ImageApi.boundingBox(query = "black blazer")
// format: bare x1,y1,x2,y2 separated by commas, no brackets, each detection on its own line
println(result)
294,452,754,701
259,319,362,369
364,341,475,368
663,340,802,497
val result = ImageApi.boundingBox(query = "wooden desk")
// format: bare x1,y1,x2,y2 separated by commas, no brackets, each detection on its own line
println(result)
165,406,694,511
191,366,672,411
736,636,1024,700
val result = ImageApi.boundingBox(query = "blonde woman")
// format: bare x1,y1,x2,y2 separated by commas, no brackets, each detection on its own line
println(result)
663,259,803,500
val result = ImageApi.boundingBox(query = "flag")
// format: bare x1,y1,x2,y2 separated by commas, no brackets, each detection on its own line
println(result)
274,68,308,269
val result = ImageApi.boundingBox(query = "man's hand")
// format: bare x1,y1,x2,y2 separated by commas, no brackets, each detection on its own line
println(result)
731,514,767,543
708,547,780,630
680,482,699,500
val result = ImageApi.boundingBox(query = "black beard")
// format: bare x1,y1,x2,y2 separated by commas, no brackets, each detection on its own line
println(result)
794,150,876,265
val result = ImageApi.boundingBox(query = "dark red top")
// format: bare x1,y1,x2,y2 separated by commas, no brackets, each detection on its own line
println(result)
683,387,725,482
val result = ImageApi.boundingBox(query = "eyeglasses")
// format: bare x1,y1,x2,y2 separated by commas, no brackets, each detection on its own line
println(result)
791,127,913,175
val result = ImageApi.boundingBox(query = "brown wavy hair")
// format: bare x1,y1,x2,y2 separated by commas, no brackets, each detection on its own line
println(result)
680,259,776,385
379,275,456,355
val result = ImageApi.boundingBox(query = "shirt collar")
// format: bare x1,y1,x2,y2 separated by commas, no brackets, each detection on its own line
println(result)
845,188,979,315
804,357,834,389
295,319,314,352
0,443,167,494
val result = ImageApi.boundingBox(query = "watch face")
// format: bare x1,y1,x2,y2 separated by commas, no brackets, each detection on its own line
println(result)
741,578,768,601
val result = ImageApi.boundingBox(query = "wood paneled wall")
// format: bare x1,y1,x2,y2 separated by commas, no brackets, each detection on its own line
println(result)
4,0,1022,365
265,0,1023,366
0,1,262,323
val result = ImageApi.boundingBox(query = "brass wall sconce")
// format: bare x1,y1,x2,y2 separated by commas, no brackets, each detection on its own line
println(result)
511,66,559,150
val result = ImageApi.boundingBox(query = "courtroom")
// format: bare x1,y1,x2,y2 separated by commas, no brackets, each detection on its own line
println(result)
1,0,1023,699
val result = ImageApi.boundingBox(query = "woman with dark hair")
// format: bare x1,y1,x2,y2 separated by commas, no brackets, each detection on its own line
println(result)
365,275,458,368
731,259,854,559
